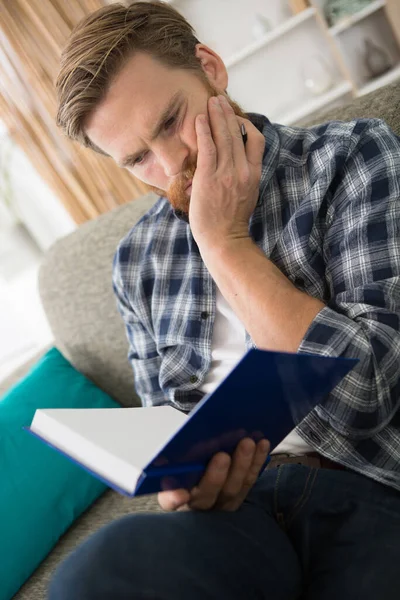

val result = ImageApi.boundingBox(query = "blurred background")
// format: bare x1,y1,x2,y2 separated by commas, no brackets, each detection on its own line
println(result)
1,0,399,379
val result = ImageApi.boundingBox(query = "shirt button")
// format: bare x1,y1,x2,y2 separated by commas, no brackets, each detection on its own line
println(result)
201,311,209,320
190,375,198,384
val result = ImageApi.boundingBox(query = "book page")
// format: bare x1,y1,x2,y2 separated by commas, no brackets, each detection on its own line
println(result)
31,406,187,493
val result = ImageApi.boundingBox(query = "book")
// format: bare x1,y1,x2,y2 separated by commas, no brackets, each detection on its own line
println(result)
26,349,357,497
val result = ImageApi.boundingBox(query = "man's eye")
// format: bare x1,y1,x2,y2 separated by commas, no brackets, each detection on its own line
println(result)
164,114,177,130
134,153,146,166
131,111,179,167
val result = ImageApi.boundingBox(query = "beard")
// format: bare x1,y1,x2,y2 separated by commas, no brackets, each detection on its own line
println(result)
147,85,247,218
148,155,197,217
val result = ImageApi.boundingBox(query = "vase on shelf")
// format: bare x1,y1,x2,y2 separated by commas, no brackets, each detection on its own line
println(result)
324,0,373,27
301,55,334,96
363,38,393,79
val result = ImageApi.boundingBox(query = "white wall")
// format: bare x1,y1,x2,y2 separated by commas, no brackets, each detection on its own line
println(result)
8,144,76,252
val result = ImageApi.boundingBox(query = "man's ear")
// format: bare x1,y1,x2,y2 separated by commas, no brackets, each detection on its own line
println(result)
195,44,228,93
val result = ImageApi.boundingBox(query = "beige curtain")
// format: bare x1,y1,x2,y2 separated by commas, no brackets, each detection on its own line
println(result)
0,0,149,225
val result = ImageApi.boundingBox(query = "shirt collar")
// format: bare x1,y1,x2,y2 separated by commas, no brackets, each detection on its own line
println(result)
246,113,280,206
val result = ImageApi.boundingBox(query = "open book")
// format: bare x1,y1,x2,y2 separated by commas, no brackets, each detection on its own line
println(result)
26,349,357,497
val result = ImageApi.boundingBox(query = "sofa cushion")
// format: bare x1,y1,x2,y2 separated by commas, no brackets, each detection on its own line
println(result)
38,193,158,408
302,81,400,135
0,347,121,600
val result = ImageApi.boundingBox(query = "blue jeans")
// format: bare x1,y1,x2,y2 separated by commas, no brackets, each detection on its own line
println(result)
48,465,400,599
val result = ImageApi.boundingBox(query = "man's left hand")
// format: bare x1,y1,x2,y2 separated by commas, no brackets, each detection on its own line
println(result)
157,437,270,512
189,95,266,248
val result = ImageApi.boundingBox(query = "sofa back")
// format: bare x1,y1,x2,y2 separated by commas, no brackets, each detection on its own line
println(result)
303,81,400,131
39,193,157,407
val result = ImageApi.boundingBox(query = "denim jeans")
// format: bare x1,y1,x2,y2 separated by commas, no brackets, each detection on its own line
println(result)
48,464,400,599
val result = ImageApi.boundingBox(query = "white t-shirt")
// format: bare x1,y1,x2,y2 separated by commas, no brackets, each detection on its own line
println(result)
199,288,313,456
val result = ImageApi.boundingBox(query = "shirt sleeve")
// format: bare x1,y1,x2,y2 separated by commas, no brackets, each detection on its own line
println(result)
298,119,400,440
112,249,166,408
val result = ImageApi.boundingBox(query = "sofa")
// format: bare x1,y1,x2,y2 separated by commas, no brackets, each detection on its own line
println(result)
2,80,399,599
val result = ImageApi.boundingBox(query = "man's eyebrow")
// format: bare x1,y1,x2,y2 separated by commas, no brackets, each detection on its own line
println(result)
119,90,184,168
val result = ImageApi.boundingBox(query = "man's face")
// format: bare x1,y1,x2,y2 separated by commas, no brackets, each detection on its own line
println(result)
85,50,245,215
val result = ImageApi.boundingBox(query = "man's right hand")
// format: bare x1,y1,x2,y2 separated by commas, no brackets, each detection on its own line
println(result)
157,437,270,513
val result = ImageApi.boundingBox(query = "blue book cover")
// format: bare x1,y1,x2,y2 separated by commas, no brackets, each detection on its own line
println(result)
26,349,357,497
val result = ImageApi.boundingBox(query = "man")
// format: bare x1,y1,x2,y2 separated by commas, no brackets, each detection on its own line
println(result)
51,1,400,598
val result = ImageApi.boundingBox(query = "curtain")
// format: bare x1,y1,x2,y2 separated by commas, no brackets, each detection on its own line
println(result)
0,0,149,225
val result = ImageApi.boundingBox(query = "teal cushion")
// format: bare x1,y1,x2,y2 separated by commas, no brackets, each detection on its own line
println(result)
0,347,121,600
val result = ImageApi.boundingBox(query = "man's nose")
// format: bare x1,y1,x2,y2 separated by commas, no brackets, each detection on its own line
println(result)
158,142,190,178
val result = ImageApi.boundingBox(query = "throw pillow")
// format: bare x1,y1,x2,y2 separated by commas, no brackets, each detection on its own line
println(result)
0,347,121,600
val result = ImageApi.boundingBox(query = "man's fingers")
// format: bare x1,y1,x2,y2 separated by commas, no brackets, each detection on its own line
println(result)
217,438,256,501
195,114,217,175
188,452,231,511
158,488,191,511
158,439,270,513
218,95,248,171
208,96,233,170
220,439,270,512
242,439,270,490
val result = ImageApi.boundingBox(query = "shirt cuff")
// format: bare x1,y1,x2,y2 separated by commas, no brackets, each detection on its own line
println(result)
298,305,362,358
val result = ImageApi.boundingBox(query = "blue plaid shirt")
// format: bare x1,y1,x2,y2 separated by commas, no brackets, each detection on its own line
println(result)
113,114,400,491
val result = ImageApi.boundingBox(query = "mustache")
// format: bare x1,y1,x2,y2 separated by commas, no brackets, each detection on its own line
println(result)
169,159,197,195
147,157,196,196
155,156,197,218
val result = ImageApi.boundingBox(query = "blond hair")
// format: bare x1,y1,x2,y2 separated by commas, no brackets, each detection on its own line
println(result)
55,1,203,155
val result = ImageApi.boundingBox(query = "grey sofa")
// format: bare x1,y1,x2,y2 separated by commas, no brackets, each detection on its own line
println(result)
3,80,400,599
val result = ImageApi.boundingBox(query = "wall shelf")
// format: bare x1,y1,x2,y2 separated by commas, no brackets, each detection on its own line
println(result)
225,7,316,69
279,81,353,125
163,0,400,124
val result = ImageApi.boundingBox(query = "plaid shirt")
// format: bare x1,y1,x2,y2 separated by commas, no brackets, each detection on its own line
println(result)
113,114,400,491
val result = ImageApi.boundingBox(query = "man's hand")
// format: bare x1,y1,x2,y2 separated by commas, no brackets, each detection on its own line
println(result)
188,94,265,248
157,437,270,512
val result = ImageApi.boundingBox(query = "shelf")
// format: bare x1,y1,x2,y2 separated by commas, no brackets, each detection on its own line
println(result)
277,81,353,125
225,7,316,69
356,62,400,96
329,0,386,35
